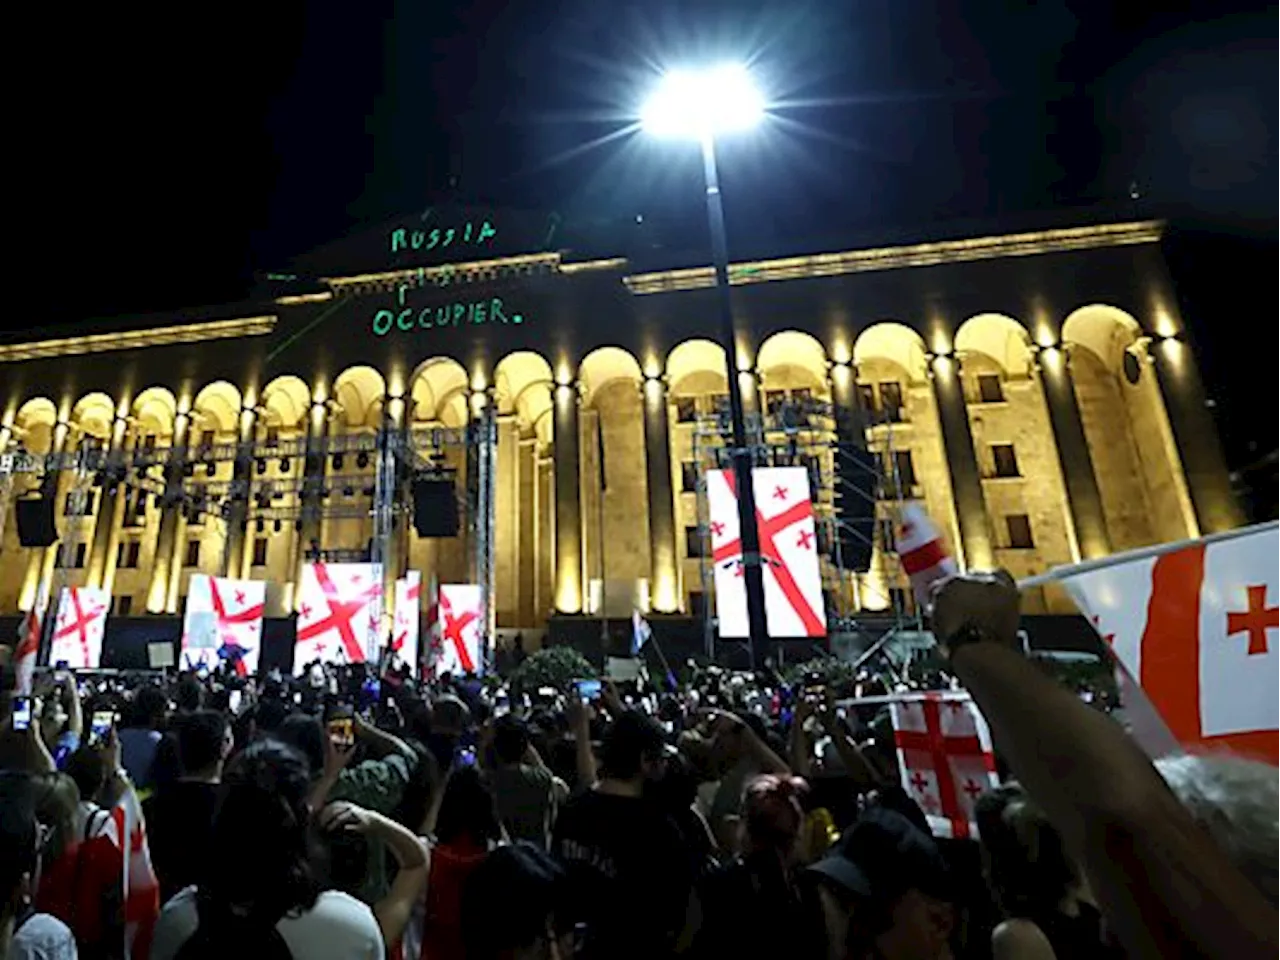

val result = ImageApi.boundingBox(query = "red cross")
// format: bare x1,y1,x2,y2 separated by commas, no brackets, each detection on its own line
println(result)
1226,584,1277,656
893,696,994,839
772,485,788,501
713,473,824,635
53,588,100,667
297,563,381,663
910,771,928,793
962,779,984,801
796,529,814,550
710,520,725,537
234,589,246,606
900,521,916,537
391,580,421,653
208,579,264,675
300,603,312,619
440,592,478,672
1089,614,1116,648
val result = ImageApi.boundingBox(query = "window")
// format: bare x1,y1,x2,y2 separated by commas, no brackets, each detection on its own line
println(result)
856,383,877,414
680,462,698,493
117,541,141,569
74,543,87,568
252,537,269,567
675,398,697,423
689,591,707,619
976,374,1004,403
878,382,904,421
684,525,704,559
200,429,216,449
892,450,917,489
141,434,158,452
185,539,201,568
991,444,1020,478
765,390,787,415
889,586,912,614
265,426,280,448
1006,514,1034,549
878,518,897,552
116,596,133,616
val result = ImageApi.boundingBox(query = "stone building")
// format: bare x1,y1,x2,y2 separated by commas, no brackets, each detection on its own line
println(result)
0,207,1241,651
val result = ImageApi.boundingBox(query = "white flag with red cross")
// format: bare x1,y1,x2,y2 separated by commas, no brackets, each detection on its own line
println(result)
391,571,422,675
437,583,484,676
423,574,442,677
707,465,826,638
14,585,46,695
181,574,265,676
889,692,999,839
897,503,958,607
1044,521,1278,766
295,562,382,675
50,586,110,669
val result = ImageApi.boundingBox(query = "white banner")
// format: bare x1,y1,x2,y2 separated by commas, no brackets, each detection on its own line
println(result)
50,586,110,669
707,466,826,638
391,571,422,675
295,562,382,674
180,574,265,675
438,583,484,676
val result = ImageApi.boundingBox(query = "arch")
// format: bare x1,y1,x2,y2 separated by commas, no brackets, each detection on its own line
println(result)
410,357,470,424
665,338,727,394
579,347,643,406
13,397,57,455
852,323,929,380
1062,304,1143,367
494,352,554,425
70,392,116,440
757,330,828,376
191,380,243,434
954,313,1034,374
259,375,311,430
131,387,178,436
331,367,385,430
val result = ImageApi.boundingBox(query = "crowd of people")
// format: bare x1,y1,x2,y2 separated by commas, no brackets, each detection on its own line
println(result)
1,572,1276,959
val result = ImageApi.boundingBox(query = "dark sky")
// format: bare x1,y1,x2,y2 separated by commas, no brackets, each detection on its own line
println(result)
14,0,1276,468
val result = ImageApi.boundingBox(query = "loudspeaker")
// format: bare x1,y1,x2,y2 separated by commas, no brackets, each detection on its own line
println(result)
412,479,458,537
833,446,877,573
15,497,58,548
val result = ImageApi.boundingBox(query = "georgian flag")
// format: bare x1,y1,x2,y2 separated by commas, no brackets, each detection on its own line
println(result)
391,571,422,675
1044,522,1278,765
181,575,265,675
897,503,957,607
437,584,484,676
295,562,382,674
14,584,46,695
707,465,826,639
50,586,110,669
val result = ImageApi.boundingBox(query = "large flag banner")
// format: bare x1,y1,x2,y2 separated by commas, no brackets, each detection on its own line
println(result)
631,609,651,655
438,583,484,676
391,571,422,675
707,466,826,638
1047,522,1278,765
295,562,382,674
889,692,999,839
423,574,442,676
180,574,265,675
116,787,159,958
50,586,110,669
14,583,46,695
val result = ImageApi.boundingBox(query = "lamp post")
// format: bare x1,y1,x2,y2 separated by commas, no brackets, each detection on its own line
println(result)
642,65,769,669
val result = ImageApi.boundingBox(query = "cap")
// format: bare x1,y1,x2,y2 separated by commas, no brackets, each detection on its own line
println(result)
808,806,953,904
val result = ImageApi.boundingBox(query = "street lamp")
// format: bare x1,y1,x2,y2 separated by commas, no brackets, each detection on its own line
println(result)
642,64,770,669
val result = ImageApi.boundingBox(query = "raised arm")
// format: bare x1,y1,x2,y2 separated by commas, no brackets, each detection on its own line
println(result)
933,572,1278,960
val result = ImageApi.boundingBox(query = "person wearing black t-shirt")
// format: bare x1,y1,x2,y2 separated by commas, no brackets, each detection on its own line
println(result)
552,710,692,960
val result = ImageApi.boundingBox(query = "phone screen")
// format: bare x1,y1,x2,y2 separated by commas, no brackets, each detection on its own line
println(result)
90,711,114,746
327,715,355,750
454,745,477,767
12,696,32,730
574,679,602,702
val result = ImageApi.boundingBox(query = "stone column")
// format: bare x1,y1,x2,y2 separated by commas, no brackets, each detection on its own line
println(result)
222,407,256,579
1148,337,1245,534
86,415,129,589
292,402,329,600
147,413,190,612
20,421,70,612
552,382,583,613
929,354,994,570
1037,347,1111,559
380,401,409,627
517,437,537,625
641,376,679,613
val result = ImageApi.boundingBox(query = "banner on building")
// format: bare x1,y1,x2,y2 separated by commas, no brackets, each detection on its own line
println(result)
50,586,110,669
437,583,484,676
391,571,422,675
707,466,826,638
180,574,266,675
295,562,382,674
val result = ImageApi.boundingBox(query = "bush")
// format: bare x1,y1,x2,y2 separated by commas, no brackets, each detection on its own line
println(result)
510,646,597,697
781,656,861,695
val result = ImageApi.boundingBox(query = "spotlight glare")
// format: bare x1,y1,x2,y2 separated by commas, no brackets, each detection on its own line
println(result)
641,64,765,140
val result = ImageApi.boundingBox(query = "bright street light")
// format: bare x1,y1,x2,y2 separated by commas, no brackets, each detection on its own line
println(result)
640,64,765,140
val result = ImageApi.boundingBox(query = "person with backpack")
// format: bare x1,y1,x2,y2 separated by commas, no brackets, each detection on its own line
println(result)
148,739,383,960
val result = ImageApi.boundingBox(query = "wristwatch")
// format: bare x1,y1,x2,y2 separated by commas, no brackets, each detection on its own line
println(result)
940,622,990,661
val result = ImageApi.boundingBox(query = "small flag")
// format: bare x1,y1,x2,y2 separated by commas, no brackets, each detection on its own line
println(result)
896,503,957,608
631,609,651,655
14,600,42,696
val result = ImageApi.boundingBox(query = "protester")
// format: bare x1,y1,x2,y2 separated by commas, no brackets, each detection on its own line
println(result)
459,842,574,960
489,714,569,849
0,771,79,960
148,739,383,959
116,687,169,793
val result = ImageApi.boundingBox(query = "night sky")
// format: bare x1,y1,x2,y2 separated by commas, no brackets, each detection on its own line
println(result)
14,0,1275,474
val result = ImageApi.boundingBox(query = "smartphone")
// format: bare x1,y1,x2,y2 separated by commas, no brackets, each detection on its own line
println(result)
573,679,602,703
90,710,114,746
12,696,32,730
454,744,477,767
327,708,355,750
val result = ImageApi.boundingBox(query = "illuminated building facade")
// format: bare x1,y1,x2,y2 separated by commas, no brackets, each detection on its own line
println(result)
0,209,1241,644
